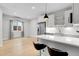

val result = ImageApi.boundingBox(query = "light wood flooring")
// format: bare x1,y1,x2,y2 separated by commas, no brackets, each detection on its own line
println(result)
0,37,38,56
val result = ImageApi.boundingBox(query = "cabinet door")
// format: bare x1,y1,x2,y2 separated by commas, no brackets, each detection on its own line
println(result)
73,3,79,24
46,15,54,27
54,11,65,26
65,10,73,26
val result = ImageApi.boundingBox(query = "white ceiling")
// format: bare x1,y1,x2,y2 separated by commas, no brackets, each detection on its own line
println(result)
0,3,72,20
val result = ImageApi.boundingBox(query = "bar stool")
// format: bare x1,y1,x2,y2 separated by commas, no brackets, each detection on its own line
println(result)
33,42,46,56
47,47,68,56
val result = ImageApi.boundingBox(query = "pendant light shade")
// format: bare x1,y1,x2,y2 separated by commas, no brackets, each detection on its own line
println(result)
44,13,48,18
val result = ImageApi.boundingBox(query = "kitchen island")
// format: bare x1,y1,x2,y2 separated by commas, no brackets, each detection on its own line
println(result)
36,34,79,56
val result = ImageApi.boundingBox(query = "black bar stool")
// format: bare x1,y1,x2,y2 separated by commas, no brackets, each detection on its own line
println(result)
33,42,46,56
47,47,68,56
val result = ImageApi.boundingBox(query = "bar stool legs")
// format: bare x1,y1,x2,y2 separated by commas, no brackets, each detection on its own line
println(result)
33,42,46,56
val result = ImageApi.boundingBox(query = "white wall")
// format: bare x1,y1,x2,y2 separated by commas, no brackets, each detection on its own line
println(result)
0,8,3,47
24,20,30,37
3,15,10,40
29,20,37,37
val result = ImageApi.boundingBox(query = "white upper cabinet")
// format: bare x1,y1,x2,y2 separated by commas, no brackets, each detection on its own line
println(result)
64,9,73,26
73,3,79,24
54,11,65,26
46,14,54,27
46,5,73,27
46,9,72,27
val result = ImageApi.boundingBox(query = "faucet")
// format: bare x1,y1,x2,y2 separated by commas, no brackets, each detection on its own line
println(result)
58,27,61,33
59,29,61,33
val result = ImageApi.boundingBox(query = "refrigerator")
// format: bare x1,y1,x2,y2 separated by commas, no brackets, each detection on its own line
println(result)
37,22,46,35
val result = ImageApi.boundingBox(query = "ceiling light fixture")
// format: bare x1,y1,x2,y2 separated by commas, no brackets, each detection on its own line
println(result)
44,3,48,20
32,6,36,10
14,12,16,15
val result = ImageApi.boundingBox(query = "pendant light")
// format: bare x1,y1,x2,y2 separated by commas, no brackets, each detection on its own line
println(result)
44,3,49,19
44,13,48,18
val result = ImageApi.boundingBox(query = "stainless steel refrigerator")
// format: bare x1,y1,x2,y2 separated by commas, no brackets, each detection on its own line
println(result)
37,22,46,35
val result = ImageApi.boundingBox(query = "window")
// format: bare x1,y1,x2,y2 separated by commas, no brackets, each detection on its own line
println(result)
18,26,21,31
12,20,23,31
13,26,17,30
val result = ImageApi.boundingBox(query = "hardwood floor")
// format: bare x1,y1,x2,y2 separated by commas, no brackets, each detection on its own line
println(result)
0,37,38,56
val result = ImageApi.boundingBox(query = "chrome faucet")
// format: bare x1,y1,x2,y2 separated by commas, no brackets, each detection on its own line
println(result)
58,27,61,33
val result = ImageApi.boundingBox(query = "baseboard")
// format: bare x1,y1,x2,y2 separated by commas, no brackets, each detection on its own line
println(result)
3,36,36,41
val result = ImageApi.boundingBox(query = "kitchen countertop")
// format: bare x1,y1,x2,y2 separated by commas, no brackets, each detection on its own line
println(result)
36,34,79,47
46,33,79,38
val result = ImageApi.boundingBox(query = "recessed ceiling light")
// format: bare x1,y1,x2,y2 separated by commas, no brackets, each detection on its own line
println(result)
32,6,36,10
26,16,30,19
14,12,16,15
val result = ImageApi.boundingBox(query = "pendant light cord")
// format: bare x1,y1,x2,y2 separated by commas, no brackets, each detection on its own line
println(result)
45,3,47,14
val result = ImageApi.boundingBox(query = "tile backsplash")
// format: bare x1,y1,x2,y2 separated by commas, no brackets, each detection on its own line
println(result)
46,27,59,33
46,26,79,35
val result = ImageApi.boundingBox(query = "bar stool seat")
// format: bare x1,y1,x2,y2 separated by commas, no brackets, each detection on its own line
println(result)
47,47,68,56
33,42,46,50
33,42,46,56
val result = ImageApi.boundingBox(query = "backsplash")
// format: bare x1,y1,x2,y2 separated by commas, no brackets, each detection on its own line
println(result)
46,27,59,33
46,26,79,35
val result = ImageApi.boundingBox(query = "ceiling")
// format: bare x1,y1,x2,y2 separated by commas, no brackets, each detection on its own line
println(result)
0,3,72,20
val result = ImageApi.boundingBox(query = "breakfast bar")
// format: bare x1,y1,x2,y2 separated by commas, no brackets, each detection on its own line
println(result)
36,34,79,56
